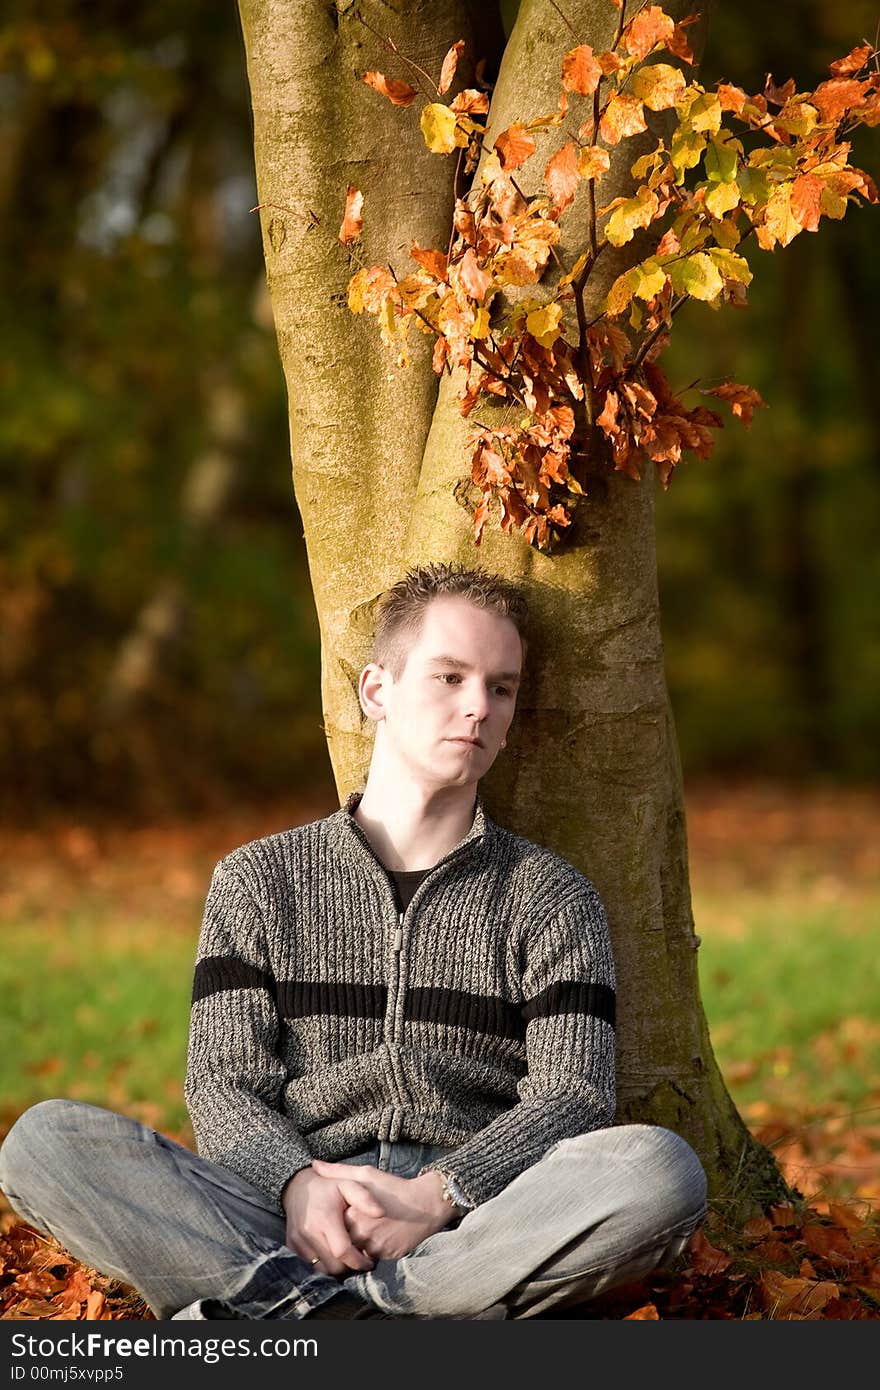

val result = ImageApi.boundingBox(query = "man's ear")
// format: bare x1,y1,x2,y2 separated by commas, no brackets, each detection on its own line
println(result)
358,662,390,723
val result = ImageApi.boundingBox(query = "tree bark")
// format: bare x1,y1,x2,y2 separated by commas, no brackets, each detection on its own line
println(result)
238,0,789,1216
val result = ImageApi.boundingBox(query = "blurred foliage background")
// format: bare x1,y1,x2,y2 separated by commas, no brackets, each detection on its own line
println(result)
1,0,878,819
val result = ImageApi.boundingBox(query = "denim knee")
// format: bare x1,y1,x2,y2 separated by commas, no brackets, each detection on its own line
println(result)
0,1099,90,1198
625,1124,708,1226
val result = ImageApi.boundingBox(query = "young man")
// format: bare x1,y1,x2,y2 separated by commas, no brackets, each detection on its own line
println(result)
0,563,707,1320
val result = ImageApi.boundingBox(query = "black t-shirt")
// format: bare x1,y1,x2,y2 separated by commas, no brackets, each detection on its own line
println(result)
385,865,432,915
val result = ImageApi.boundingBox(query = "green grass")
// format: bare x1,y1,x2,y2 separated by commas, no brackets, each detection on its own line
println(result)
2,891,879,1139
694,889,880,1116
0,916,196,1135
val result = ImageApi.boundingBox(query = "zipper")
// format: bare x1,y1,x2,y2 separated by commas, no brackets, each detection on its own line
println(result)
388,911,404,1043
342,807,484,1139
385,910,407,1138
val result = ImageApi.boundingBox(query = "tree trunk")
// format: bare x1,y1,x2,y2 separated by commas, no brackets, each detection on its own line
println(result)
238,0,789,1217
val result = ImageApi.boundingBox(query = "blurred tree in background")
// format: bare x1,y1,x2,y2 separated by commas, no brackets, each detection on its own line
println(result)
1,0,877,819
657,0,880,778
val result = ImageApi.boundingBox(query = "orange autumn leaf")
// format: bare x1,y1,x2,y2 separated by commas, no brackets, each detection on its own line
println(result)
687,1229,732,1274
829,43,872,76
623,5,675,62
625,1303,660,1319
802,1223,856,1263
410,244,448,280
450,88,490,115
562,45,602,97
438,39,465,96
704,382,767,428
769,1203,799,1227
717,82,748,114
362,70,417,107
742,1215,773,1240
85,1289,107,1319
791,172,826,231
458,248,492,299
545,141,580,212
596,389,620,435
495,123,537,170
596,50,624,77
472,494,491,545
667,17,698,65
811,77,868,123
599,92,648,145
760,1270,839,1319
338,186,364,245
828,1203,867,1233
55,1267,96,1311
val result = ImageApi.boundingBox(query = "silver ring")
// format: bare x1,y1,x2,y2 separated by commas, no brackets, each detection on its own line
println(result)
310,1258,320,1266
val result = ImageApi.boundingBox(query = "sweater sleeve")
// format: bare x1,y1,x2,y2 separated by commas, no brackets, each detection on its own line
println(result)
184,858,313,1210
419,885,616,1207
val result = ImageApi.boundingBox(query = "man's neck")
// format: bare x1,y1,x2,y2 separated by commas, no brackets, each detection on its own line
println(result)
352,773,478,872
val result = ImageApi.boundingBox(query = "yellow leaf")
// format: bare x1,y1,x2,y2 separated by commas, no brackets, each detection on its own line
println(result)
470,306,490,338
760,182,802,248
634,257,667,300
712,217,742,249
348,269,368,314
671,128,706,182
577,145,611,180
678,89,723,134
420,103,462,154
631,63,687,111
525,302,564,347
559,251,590,287
775,100,818,137
605,186,660,247
378,296,397,348
704,180,740,218
707,248,752,285
605,267,640,316
668,251,724,301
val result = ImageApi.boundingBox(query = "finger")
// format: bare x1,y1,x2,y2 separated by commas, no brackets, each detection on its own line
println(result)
312,1159,381,1181
336,1181,386,1218
323,1221,374,1271
287,1235,326,1275
343,1209,379,1248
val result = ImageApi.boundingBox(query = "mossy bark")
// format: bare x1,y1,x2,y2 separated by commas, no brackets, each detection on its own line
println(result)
237,0,791,1218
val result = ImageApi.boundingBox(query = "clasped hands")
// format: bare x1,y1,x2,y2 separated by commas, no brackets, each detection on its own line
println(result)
281,1159,454,1277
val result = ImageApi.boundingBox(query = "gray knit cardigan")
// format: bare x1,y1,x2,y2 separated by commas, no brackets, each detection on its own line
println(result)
184,791,617,1212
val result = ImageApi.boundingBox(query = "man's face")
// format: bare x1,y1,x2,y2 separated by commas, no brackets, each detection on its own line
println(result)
371,595,523,791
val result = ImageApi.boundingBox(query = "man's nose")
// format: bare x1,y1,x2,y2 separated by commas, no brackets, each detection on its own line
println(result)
463,682,492,721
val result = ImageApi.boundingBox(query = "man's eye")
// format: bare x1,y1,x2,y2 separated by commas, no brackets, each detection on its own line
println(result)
437,673,461,683
496,686,511,697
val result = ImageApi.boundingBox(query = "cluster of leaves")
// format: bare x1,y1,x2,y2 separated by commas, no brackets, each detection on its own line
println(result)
546,1192,880,1320
0,1222,152,1320
341,2,879,551
620,1200,880,1319
3,1200,878,1320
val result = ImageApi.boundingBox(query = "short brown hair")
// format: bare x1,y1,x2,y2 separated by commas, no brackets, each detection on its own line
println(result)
371,562,529,679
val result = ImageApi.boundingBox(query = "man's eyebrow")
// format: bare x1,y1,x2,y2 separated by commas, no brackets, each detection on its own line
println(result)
428,655,521,683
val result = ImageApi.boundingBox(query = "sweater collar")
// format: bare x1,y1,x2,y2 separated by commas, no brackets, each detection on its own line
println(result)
326,788,492,872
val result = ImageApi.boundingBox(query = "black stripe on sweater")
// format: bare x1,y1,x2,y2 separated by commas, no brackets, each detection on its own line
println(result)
192,956,274,1004
277,980,387,1021
405,987,525,1040
521,980,616,1028
193,966,614,1035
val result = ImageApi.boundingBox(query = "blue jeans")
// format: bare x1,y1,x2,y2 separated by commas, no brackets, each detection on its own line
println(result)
0,1100,707,1319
